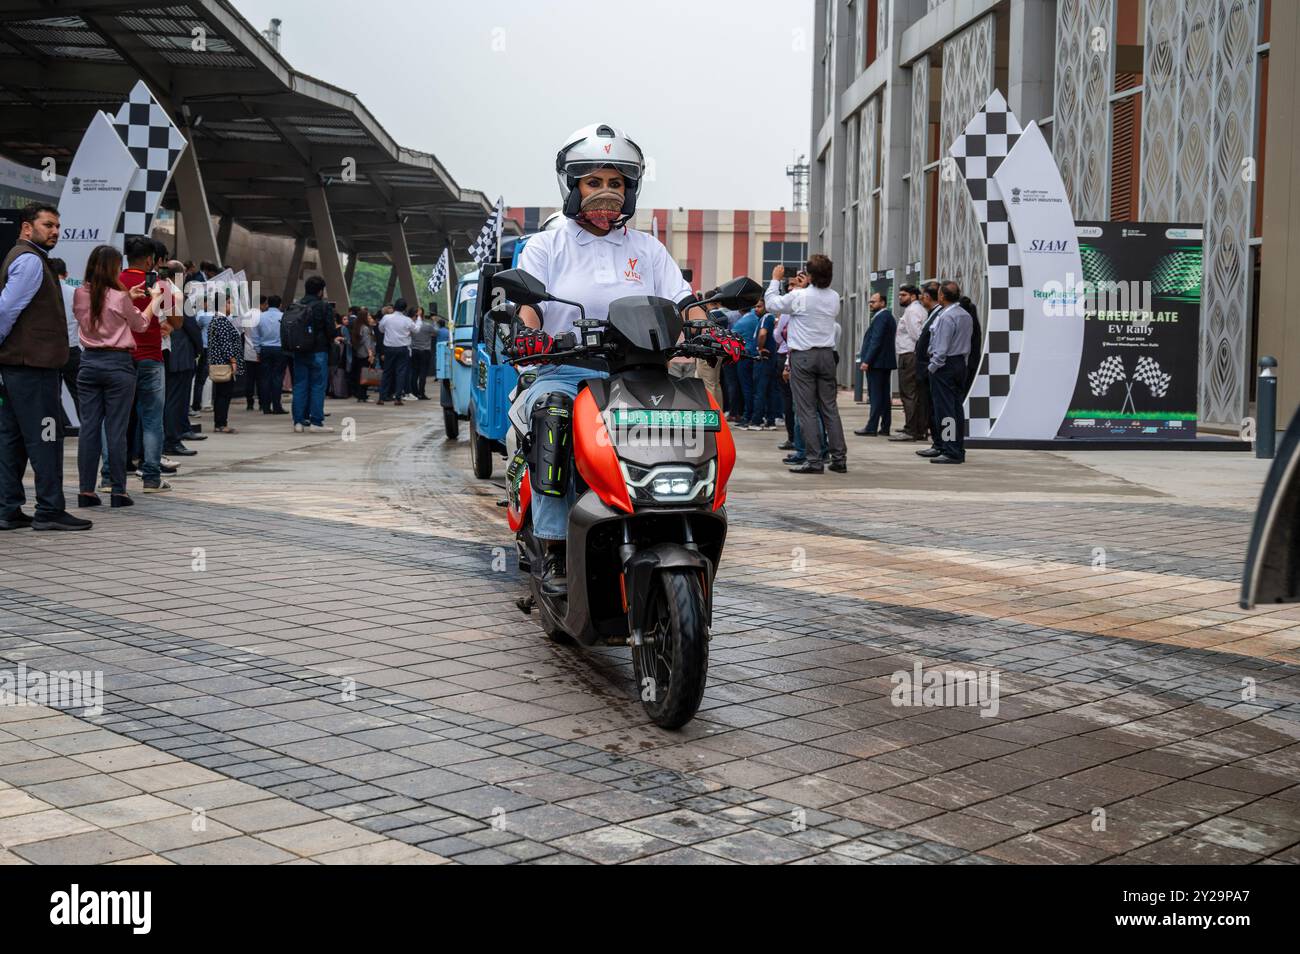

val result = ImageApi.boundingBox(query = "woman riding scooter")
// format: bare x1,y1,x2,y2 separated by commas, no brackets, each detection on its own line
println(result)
512,123,740,597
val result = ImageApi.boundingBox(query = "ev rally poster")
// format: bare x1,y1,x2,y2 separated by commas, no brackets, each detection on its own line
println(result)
1057,221,1204,440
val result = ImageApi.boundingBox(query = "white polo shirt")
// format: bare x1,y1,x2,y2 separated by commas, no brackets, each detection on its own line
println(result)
516,217,692,337
378,312,418,348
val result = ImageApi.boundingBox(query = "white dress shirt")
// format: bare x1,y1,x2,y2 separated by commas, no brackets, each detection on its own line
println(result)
378,312,418,348
896,300,927,355
763,279,841,351
516,217,692,337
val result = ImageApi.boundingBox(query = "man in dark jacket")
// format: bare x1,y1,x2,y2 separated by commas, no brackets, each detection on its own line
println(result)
854,291,898,437
291,275,336,432
164,303,204,456
0,204,88,530
913,282,944,456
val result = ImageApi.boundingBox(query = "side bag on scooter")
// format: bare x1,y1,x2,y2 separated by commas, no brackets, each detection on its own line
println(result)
527,391,572,498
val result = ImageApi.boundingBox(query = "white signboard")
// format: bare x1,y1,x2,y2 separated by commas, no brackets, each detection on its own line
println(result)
54,112,138,285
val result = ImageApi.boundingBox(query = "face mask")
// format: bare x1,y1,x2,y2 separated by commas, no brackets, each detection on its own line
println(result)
576,189,624,229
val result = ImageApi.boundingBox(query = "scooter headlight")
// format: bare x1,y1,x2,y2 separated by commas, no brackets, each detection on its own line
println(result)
620,460,715,505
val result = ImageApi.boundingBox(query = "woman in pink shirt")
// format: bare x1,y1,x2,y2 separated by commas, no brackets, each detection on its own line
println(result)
73,244,166,507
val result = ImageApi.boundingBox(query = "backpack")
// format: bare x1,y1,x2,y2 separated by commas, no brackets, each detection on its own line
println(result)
280,301,312,353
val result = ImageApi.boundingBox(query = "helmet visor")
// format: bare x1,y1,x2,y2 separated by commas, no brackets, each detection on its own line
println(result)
563,159,640,181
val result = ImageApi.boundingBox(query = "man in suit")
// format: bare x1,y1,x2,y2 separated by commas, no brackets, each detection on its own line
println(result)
854,291,897,436
913,282,944,458
923,281,973,465
890,283,929,442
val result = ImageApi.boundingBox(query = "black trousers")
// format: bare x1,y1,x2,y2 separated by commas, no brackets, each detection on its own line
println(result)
0,364,66,517
165,367,195,447
259,347,287,412
191,354,208,410
380,346,409,401
928,356,968,461
212,378,235,429
410,349,432,398
60,345,82,425
773,352,795,439
244,359,261,409
77,349,135,494
865,367,893,435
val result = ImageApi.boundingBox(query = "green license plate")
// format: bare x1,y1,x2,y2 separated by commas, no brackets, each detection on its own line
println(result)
609,408,720,430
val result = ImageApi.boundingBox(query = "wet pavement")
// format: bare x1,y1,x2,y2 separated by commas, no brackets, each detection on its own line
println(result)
0,396,1297,864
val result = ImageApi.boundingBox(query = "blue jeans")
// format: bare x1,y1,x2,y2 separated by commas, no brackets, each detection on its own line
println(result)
105,359,163,482
792,414,827,458
749,356,775,425
519,364,608,541
292,351,328,426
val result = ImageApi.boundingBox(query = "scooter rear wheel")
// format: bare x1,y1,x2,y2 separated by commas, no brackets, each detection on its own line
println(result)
632,570,709,729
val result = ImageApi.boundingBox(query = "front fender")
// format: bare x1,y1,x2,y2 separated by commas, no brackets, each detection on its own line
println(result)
624,543,713,641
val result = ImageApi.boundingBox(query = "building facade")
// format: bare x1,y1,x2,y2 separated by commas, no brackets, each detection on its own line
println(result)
507,206,808,298
811,0,1290,426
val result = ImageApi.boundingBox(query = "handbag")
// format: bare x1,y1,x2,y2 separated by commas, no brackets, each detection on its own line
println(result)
209,363,233,384
360,367,381,387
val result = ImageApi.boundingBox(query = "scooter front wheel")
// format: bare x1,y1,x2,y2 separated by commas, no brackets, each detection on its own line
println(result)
632,570,709,729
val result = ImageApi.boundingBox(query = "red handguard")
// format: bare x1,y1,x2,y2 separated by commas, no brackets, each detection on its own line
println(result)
511,329,556,363
706,328,745,365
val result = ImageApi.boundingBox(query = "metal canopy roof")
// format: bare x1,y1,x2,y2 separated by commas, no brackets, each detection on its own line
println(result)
0,0,517,263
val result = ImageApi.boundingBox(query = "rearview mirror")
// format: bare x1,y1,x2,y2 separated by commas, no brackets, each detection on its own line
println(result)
715,276,763,311
493,268,550,306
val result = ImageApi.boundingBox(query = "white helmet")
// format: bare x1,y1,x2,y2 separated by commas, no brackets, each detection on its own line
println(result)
555,123,644,225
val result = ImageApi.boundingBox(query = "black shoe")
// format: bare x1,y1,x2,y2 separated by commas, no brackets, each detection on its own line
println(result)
916,447,943,458
829,461,847,473
777,441,794,450
540,551,568,598
160,462,179,474
77,493,101,508
0,510,33,530
853,427,877,436
888,434,917,442
782,454,806,465
271,408,288,415
179,432,207,441
376,400,387,406
929,455,964,464
164,445,197,457
111,494,134,508
789,463,824,474
32,511,93,531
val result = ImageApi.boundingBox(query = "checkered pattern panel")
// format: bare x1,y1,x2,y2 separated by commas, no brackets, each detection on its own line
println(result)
948,91,1024,438
110,81,186,246
468,197,504,266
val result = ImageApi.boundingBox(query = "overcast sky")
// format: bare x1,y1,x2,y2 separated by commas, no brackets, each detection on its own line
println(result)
230,0,814,211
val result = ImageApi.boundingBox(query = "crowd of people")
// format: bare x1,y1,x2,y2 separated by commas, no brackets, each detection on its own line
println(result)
0,202,449,531
684,256,982,471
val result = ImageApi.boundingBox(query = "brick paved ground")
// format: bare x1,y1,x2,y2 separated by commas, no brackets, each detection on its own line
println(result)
0,396,1296,864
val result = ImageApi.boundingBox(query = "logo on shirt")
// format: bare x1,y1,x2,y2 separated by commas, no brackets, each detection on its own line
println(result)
603,143,612,154
624,257,642,283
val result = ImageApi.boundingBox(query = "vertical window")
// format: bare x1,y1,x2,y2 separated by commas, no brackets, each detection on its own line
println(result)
1109,0,1144,221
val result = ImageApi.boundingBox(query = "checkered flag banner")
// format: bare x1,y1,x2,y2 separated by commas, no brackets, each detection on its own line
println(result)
1087,355,1126,396
1133,356,1171,398
427,248,450,295
467,196,503,266
110,81,187,247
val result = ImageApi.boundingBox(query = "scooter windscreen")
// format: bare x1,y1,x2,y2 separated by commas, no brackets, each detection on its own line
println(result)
604,297,683,354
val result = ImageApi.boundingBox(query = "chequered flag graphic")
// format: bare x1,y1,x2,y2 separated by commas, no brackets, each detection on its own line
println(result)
1133,356,1171,398
110,80,186,247
1087,355,1127,396
467,196,503,266
427,248,450,295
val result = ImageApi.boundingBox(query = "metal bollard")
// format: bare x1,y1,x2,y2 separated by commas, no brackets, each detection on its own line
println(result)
1257,355,1277,459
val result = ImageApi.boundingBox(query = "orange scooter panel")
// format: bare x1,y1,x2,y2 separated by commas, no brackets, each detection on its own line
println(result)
573,388,633,514
709,390,734,510
507,477,530,532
